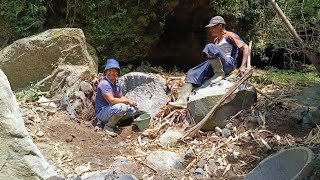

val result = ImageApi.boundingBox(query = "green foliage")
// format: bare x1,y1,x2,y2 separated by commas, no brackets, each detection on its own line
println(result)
0,0,319,69
0,0,46,38
209,0,320,66
68,0,179,61
16,84,42,102
250,68,320,87
121,64,133,75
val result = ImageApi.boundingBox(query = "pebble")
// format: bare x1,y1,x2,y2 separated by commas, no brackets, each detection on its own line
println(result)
195,167,204,175
215,126,222,133
36,130,45,137
196,159,206,168
184,148,195,160
222,128,232,138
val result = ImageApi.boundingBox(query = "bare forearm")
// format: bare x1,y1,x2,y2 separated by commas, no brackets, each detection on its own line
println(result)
102,93,130,105
107,97,128,105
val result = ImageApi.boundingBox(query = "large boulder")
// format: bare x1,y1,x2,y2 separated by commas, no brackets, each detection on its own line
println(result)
0,28,98,90
188,76,256,131
119,72,169,116
291,84,320,127
0,69,57,179
294,84,320,107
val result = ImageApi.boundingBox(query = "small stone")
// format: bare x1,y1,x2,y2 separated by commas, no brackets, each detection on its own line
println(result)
196,159,206,168
75,164,90,176
225,123,233,129
65,135,74,143
28,114,35,121
215,126,222,134
195,167,204,175
222,128,232,138
207,159,219,172
184,148,195,160
80,81,93,95
227,144,234,149
36,130,45,137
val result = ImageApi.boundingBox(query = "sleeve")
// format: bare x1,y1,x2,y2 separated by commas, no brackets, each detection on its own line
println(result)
226,32,247,48
98,81,113,95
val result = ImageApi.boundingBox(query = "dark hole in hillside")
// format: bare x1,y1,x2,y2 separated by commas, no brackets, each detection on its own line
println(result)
95,0,314,73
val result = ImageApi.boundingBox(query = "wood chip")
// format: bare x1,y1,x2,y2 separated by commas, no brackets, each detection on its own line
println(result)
259,136,272,150
185,157,197,171
222,164,231,176
258,129,273,134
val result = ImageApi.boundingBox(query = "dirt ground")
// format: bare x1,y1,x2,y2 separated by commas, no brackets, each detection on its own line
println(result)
22,84,316,179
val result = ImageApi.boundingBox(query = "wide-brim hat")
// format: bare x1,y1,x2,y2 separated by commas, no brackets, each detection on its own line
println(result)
104,58,120,72
205,16,225,28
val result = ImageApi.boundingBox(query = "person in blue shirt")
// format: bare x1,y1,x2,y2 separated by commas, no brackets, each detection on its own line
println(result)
95,59,137,137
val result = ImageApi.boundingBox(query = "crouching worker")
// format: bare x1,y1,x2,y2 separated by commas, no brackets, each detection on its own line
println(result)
169,16,249,108
95,59,137,137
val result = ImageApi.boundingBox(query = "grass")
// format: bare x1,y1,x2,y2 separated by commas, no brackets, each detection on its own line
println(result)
250,68,320,87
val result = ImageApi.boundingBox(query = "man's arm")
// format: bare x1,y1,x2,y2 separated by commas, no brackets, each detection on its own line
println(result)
238,44,249,77
102,92,136,107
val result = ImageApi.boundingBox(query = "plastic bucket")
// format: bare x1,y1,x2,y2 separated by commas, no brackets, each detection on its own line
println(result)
134,113,152,130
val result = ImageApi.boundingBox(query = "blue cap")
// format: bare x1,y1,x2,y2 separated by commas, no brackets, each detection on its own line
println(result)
104,58,120,72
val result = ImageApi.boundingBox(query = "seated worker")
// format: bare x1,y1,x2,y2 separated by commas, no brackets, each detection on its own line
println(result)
95,58,137,137
169,16,249,108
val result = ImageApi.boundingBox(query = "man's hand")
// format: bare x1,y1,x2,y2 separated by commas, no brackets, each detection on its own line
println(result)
238,66,246,77
128,99,137,107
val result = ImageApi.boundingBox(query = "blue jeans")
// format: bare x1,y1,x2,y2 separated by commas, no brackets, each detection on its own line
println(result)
96,103,135,123
185,44,236,86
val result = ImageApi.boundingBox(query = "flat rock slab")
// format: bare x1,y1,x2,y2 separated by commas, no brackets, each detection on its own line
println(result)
188,77,256,131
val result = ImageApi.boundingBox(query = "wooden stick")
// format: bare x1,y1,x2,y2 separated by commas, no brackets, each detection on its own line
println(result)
246,41,253,70
134,157,158,173
255,88,273,100
181,41,253,139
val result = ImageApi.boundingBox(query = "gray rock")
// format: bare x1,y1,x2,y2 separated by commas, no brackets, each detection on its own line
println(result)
222,128,232,138
81,169,115,180
195,167,204,175
207,159,219,173
0,69,57,179
188,77,256,131
112,157,139,176
196,159,207,168
119,72,169,116
159,130,183,147
80,81,94,97
49,65,94,97
115,175,138,180
184,148,195,160
0,28,97,90
146,151,184,172
294,84,320,107
291,108,320,127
